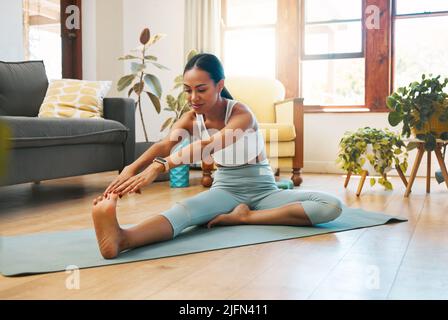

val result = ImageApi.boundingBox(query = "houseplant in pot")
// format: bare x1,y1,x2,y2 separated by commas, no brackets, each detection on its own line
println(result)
387,74,448,151
160,50,197,188
117,27,169,181
117,28,168,148
336,127,408,190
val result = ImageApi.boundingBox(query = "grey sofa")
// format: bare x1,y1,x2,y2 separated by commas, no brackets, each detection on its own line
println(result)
0,60,135,186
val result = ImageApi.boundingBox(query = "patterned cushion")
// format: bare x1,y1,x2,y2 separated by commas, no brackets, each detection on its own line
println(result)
38,79,111,119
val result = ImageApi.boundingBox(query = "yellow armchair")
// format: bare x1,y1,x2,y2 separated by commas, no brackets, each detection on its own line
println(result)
201,76,304,187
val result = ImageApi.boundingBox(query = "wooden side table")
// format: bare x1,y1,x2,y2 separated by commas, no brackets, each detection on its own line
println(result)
404,139,448,197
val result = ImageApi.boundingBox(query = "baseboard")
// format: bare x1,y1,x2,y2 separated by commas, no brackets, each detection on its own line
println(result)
300,160,439,178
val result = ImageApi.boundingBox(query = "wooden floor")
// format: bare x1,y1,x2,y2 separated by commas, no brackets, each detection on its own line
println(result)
0,169,447,300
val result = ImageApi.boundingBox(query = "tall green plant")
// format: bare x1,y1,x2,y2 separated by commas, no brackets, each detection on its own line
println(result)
160,50,198,132
117,28,169,142
387,74,448,151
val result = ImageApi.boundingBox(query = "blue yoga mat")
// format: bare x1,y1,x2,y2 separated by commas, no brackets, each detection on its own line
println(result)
0,206,406,276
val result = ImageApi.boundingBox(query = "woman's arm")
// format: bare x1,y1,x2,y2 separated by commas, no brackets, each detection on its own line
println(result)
127,111,195,173
165,103,254,170
112,104,255,196
104,111,195,195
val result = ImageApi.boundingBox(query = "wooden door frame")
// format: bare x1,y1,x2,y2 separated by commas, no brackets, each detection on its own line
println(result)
61,0,82,79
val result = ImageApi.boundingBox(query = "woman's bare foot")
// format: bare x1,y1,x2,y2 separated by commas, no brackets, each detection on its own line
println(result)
92,193,126,259
207,203,251,229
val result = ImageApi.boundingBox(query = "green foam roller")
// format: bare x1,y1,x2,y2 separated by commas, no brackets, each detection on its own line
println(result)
276,179,294,189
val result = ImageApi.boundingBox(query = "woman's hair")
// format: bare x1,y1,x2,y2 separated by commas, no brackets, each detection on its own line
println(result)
183,53,233,99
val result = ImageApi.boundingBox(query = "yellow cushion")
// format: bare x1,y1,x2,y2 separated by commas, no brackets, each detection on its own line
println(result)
259,123,296,142
225,76,285,123
38,79,111,119
265,141,295,158
269,157,294,171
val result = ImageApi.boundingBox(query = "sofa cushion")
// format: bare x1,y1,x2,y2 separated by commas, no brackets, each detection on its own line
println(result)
259,123,296,141
38,79,112,119
0,61,48,117
1,116,129,149
265,141,296,157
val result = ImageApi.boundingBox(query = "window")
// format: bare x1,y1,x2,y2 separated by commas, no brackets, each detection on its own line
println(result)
301,0,365,106
23,0,62,79
393,0,448,89
303,0,363,58
220,0,446,112
221,0,277,78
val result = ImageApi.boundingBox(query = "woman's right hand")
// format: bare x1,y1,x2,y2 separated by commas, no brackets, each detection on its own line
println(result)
103,165,138,196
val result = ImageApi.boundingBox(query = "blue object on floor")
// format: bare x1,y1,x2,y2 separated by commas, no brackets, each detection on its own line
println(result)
0,206,406,276
276,179,294,189
169,138,190,188
435,170,445,184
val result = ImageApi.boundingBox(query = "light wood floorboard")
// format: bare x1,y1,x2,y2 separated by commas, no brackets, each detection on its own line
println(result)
0,170,447,299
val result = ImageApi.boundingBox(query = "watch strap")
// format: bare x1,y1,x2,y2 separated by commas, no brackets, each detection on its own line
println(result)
153,157,169,172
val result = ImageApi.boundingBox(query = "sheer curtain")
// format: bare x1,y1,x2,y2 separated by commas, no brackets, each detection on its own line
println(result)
184,0,221,61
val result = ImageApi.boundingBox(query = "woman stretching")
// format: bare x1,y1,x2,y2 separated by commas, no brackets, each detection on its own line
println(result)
92,53,343,259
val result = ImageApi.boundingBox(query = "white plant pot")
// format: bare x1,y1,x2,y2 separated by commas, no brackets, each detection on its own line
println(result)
360,144,392,176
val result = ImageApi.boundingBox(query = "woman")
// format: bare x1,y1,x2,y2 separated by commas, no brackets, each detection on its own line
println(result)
92,53,343,259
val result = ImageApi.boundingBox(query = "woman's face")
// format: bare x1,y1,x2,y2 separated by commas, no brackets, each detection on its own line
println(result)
183,67,224,114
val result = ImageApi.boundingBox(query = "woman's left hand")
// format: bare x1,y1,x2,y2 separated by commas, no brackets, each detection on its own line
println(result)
113,163,163,197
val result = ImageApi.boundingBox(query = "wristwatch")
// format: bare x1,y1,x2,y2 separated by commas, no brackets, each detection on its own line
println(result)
153,157,170,172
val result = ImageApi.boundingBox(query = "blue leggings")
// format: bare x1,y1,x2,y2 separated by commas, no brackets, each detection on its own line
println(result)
161,162,343,238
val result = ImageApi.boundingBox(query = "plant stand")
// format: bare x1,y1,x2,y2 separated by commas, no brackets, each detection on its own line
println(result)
344,170,382,197
404,139,448,197
344,170,370,197
344,165,408,197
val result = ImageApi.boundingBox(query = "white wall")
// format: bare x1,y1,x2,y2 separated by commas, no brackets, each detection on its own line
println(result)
303,113,434,178
84,1,439,177
82,0,97,80
123,0,185,142
95,0,124,97
0,0,24,61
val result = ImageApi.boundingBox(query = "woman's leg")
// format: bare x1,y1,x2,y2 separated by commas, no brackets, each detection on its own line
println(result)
208,190,343,228
92,193,173,259
207,202,311,228
92,189,240,259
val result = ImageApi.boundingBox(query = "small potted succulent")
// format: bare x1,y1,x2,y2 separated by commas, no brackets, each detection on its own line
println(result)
387,74,448,151
336,127,408,190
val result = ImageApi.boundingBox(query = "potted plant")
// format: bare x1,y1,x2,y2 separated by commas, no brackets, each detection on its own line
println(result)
117,28,169,181
117,27,168,146
160,50,198,188
336,127,408,190
387,74,448,151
